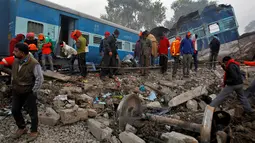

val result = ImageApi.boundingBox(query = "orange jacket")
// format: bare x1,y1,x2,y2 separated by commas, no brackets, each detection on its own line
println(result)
42,43,52,55
170,39,181,56
244,61,255,66
0,56,15,66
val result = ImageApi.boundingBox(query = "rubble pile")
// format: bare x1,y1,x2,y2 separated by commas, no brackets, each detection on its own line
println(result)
0,66,254,143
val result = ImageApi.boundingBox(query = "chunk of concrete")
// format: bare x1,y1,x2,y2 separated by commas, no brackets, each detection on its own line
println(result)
186,100,198,111
43,70,71,81
93,103,105,109
62,86,83,93
119,131,145,143
77,94,93,103
111,136,121,143
39,107,60,126
88,109,97,118
125,124,137,134
199,101,207,111
159,80,177,88
88,119,113,141
168,86,208,107
161,132,198,143
146,101,162,108
59,107,88,124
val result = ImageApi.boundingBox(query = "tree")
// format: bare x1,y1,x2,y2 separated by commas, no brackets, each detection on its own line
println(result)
244,20,255,33
164,0,217,29
101,0,166,31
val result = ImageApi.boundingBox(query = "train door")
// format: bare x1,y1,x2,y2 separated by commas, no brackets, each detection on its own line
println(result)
57,15,76,56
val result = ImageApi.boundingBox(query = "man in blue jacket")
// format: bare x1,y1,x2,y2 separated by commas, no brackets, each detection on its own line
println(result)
181,32,194,78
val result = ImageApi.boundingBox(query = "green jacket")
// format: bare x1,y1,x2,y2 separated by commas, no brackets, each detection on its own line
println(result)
76,36,86,54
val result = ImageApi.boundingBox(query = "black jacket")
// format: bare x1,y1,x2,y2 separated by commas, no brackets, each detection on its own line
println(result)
209,38,220,53
103,34,117,55
223,63,243,86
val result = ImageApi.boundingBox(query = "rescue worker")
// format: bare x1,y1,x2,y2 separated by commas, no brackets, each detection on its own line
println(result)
38,34,54,71
191,34,198,72
146,31,158,66
170,36,181,77
210,56,255,117
11,43,44,141
71,30,87,77
140,31,152,76
60,41,77,73
100,29,120,80
209,35,221,70
134,32,143,66
158,33,170,74
181,32,194,78
99,31,111,56
9,34,25,56
25,32,38,60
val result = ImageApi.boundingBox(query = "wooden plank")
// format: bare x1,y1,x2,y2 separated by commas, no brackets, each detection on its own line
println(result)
43,70,71,81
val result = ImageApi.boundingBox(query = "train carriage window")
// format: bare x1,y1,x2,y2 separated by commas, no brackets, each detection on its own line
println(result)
124,42,131,51
93,36,102,44
209,23,220,34
82,34,89,45
27,21,43,35
116,41,122,49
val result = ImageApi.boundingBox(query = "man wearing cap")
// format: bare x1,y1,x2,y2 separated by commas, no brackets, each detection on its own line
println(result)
181,32,194,78
11,43,44,141
99,31,111,57
100,29,120,80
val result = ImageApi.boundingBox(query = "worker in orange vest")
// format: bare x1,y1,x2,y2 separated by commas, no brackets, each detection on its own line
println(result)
170,36,181,77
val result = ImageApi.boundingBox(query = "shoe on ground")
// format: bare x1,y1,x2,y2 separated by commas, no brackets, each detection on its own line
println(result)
11,128,28,139
26,132,39,142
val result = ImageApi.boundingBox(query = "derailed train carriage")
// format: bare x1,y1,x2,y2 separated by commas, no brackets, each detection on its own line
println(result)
0,0,139,68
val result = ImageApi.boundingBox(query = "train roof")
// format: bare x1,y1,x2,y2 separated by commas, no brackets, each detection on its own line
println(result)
29,0,139,34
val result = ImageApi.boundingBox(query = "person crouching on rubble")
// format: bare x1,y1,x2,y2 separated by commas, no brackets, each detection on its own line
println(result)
140,31,152,76
38,33,54,71
11,43,44,141
25,32,38,60
60,41,77,73
210,56,255,117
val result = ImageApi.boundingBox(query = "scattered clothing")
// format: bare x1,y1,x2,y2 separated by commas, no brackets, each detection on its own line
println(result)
60,41,77,58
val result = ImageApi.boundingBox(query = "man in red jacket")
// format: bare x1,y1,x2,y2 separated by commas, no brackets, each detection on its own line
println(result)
9,34,25,56
158,34,170,74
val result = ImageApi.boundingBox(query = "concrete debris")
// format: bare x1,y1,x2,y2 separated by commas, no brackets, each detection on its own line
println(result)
88,119,113,141
146,101,162,108
62,86,83,93
159,80,177,88
186,100,198,111
125,124,137,134
76,94,93,103
59,107,88,125
43,70,71,81
168,86,208,107
39,107,60,126
119,131,146,143
88,109,97,118
93,103,105,109
209,94,217,101
110,136,121,143
198,100,207,111
103,113,110,119
161,132,198,143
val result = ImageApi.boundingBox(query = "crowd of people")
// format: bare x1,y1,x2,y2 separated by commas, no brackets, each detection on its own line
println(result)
1,29,255,142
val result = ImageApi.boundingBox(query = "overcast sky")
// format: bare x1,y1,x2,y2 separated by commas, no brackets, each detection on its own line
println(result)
48,0,255,34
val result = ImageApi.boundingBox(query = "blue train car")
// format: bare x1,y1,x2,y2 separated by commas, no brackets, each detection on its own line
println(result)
167,4,239,51
0,0,139,65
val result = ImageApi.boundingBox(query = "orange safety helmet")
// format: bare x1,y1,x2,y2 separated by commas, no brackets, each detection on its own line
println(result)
28,44,38,51
71,30,82,41
38,33,45,41
26,32,35,38
187,32,192,36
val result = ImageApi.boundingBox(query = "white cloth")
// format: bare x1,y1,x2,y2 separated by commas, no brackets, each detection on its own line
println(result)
61,42,77,58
